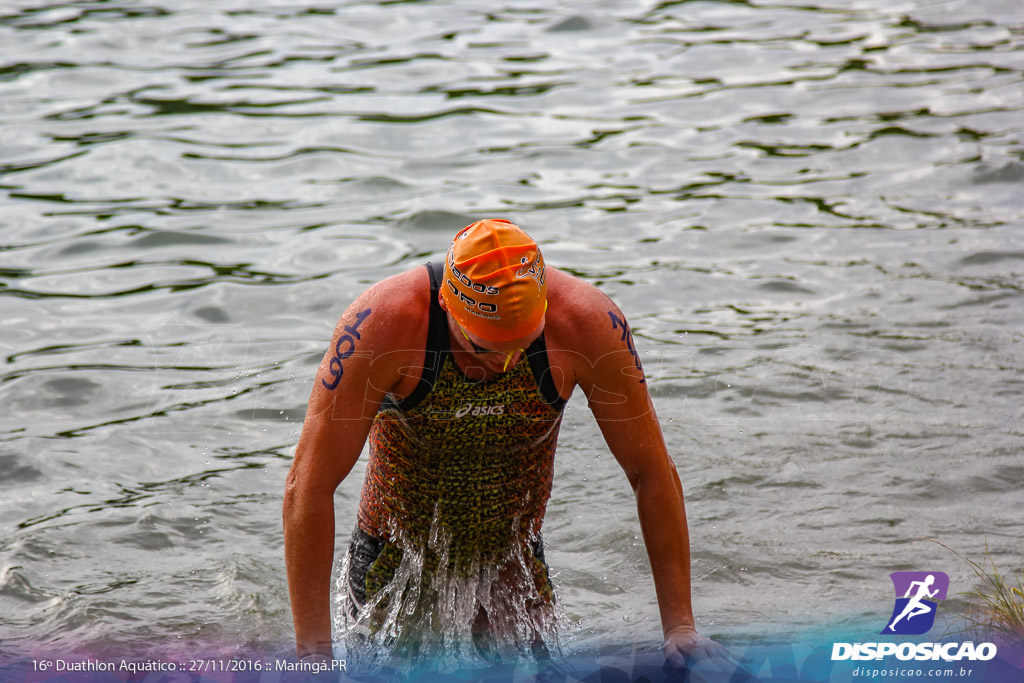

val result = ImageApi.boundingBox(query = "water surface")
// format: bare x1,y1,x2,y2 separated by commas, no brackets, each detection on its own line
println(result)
1,0,1022,665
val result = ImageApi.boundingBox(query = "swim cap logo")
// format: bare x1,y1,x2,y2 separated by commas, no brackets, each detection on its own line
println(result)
881,571,949,635
516,256,545,289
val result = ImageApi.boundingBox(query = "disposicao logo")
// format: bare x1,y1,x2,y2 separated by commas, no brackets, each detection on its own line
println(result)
831,570,998,663
881,571,949,635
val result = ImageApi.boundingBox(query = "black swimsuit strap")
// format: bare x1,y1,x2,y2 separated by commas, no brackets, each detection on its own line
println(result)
394,261,566,412
390,262,449,411
526,332,567,411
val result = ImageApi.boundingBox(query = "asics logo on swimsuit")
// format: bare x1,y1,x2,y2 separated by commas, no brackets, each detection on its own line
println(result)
455,403,506,418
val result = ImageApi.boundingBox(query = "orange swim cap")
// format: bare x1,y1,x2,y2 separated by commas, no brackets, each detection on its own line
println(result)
441,219,547,343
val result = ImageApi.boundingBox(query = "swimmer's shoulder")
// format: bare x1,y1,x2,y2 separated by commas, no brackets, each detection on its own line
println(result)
545,267,622,353
331,266,432,364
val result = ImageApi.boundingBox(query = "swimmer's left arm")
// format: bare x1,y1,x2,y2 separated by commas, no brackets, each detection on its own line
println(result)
571,291,731,667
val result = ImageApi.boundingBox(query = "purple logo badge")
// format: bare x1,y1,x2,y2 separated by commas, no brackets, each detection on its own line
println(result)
881,571,949,635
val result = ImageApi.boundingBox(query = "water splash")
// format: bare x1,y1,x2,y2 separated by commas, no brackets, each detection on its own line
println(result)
332,513,567,674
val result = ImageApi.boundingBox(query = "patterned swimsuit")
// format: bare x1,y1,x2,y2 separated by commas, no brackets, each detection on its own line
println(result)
343,263,567,657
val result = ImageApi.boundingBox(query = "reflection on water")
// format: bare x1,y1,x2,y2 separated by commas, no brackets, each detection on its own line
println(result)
1,0,1022,668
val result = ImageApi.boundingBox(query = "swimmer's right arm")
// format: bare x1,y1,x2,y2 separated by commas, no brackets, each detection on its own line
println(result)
282,273,425,658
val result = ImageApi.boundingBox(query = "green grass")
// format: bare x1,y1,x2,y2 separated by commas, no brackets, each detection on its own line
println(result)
930,539,1024,642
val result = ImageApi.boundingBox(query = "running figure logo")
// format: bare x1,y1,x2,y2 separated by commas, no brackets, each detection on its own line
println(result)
881,571,949,635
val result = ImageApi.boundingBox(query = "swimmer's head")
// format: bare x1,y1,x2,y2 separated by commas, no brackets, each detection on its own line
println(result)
441,219,547,343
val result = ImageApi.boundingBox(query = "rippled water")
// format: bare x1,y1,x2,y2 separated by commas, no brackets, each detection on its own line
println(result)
1,0,1022,667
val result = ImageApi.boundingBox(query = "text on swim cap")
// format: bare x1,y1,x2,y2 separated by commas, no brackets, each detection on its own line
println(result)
447,252,500,296
447,280,498,314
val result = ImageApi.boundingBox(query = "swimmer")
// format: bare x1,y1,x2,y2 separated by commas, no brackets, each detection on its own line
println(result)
283,219,730,668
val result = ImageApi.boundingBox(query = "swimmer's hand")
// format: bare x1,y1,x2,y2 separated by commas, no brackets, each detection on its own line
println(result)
663,625,739,670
